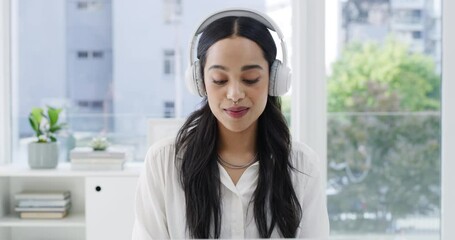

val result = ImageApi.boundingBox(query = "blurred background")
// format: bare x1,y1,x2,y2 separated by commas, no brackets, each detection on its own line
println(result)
7,0,442,239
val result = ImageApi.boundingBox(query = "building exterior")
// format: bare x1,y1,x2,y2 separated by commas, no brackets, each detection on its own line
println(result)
340,0,441,72
66,0,113,132
15,0,267,161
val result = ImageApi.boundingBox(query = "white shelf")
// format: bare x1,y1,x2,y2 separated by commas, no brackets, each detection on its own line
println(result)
0,212,85,227
0,162,142,177
0,164,139,239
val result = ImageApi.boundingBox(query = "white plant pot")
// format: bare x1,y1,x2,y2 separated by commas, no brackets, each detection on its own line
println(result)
28,142,59,169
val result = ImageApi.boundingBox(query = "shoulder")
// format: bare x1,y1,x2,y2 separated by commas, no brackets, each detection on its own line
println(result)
290,141,322,178
144,137,178,172
146,137,177,156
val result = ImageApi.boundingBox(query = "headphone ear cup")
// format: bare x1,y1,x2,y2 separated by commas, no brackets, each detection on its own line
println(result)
193,60,206,96
185,63,199,96
269,60,291,96
185,60,206,97
269,60,279,96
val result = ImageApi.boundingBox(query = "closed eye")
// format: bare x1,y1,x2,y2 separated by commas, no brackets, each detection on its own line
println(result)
243,78,260,85
212,79,227,85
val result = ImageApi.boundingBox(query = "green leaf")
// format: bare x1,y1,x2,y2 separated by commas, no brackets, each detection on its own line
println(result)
28,116,41,136
49,125,62,133
28,116,38,132
30,108,43,125
47,107,60,127
50,136,57,142
50,123,67,133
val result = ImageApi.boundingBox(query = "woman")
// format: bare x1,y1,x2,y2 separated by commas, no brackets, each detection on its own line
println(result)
133,8,329,239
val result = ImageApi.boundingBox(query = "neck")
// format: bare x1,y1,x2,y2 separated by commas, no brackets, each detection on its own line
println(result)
218,121,257,153
217,121,259,186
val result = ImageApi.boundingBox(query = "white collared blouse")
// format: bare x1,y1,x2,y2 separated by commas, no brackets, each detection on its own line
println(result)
132,138,329,239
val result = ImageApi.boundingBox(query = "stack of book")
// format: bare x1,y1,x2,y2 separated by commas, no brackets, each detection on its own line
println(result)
15,191,71,219
70,147,127,170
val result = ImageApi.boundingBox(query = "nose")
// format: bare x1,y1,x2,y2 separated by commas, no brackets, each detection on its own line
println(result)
226,81,245,103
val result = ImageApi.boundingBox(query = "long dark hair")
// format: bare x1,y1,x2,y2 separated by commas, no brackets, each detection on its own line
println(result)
175,16,302,238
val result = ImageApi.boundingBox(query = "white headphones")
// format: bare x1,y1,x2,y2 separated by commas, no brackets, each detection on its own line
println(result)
185,8,291,97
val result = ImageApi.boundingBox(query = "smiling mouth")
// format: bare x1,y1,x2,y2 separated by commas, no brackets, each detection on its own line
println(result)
224,107,249,118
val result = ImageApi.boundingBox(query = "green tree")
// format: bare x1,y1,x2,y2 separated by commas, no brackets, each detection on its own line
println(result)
327,37,441,233
328,37,440,112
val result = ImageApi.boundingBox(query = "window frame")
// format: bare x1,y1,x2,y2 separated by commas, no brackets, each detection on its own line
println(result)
291,0,327,191
292,0,454,238
163,49,175,75
441,0,455,238
0,0,12,165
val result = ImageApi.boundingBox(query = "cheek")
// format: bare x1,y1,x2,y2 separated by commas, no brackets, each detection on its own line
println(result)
206,92,222,115
205,85,222,104
203,76,216,95
257,81,269,102
252,87,269,110
258,92,269,109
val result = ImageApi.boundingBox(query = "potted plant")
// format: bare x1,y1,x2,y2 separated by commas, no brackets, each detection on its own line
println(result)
28,106,66,169
89,137,110,151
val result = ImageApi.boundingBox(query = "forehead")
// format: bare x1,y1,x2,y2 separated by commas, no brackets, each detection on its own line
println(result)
205,37,267,67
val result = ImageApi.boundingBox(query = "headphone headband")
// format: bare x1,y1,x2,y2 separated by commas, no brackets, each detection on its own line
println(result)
188,8,288,67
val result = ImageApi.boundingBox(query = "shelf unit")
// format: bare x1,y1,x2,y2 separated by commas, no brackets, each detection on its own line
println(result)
0,162,142,177
0,212,85,227
0,162,142,240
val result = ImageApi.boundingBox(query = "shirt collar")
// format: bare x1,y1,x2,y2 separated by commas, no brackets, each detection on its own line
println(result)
218,161,259,195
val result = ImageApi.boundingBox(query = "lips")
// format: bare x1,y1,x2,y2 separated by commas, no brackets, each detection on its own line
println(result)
224,106,249,118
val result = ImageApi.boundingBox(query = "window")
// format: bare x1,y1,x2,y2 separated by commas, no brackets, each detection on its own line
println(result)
163,0,183,23
326,0,441,238
413,9,422,18
77,51,105,59
163,101,175,118
77,1,104,11
77,100,104,110
77,2,88,9
413,30,422,39
11,0,283,164
394,9,423,24
77,51,89,58
92,51,104,58
77,101,89,108
163,49,175,75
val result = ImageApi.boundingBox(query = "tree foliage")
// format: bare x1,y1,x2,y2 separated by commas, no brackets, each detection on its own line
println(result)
327,38,441,233
328,38,440,112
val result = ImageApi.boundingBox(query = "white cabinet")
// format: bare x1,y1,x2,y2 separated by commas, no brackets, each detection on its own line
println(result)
86,177,138,240
0,163,141,240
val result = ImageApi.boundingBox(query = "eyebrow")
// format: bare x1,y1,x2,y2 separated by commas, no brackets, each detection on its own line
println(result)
241,65,263,71
207,64,263,71
208,65,228,71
